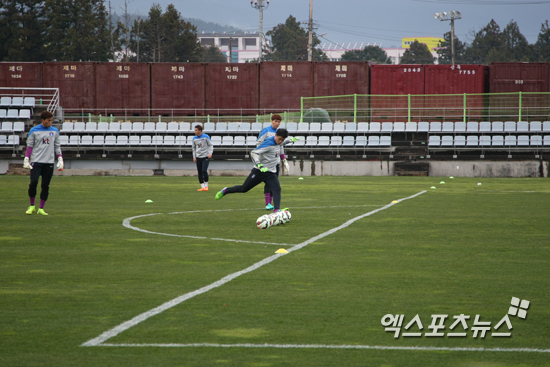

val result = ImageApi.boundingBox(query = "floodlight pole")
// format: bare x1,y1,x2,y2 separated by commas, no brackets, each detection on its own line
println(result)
251,0,270,62
435,11,461,66
450,17,455,66
308,0,313,61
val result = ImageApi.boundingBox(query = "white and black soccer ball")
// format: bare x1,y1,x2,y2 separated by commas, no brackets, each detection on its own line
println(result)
256,215,270,229
277,210,289,224
283,209,291,222
269,212,281,226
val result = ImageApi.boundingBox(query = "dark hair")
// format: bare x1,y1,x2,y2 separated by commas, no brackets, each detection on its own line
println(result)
271,114,282,121
275,128,289,139
194,124,203,131
41,111,53,120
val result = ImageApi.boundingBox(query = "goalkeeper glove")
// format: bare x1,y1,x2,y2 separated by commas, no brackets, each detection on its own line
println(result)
282,159,290,173
256,163,268,173
56,157,64,171
23,157,33,169
290,136,300,143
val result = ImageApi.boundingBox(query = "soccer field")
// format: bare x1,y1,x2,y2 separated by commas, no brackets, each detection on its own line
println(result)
1,175,549,367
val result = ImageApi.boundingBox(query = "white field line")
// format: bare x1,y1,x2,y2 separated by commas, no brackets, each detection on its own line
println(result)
83,192,425,347
97,343,550,353
122,204,384,246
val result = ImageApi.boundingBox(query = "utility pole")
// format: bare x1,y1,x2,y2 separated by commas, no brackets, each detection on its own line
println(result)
434,11,461,66
228,37,233,63
250,0,270,62
308,0,313,61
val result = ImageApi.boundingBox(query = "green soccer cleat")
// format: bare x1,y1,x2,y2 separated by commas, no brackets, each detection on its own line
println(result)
26,206,36,215
265,203,274,210
37,208,48,216
215,188,226,200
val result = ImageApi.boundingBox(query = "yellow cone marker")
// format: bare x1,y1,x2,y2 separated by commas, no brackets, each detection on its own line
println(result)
440,181,446,184
275,248,289,254
392,200,399,203
431,186,436,189
145,200,153,203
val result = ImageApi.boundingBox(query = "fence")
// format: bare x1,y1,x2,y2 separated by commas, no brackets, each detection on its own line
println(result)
301,92,550,123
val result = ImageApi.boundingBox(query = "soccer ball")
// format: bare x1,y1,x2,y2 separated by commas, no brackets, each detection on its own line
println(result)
269,212,281,226
256,215,270,229
283,209,291,222
277,210,289,224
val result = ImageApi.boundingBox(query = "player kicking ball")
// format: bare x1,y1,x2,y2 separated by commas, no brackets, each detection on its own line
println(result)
215,128,289,213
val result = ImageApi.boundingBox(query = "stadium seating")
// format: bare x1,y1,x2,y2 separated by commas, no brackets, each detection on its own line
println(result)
466,122,478,133
428,136,440,146
405,122,417,132
0,97,11,107
369,122,381,133
329,136,342,146
305,136,318,146
1,121,12,132
356,122,369,133
344,122,357,133
429,122,442,132
342,136,354,147
441,135,453,146
368,136,379,147
466,136,478,147
393,122,405,132
355,135,367,147
454,136,466,146
7,135,20,145
442,122,454,132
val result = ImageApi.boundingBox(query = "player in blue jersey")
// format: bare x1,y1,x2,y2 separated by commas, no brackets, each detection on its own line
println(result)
215,128,289,212
192,124,214,191
256,114,288,210
23,111,63,215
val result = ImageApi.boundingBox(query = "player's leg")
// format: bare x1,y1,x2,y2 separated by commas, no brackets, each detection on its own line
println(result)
216,169,265,199
263,184,273,210
37,163,54,215
26,163,41,214
264,174,281,210
202,158,210,191
196,158,205,191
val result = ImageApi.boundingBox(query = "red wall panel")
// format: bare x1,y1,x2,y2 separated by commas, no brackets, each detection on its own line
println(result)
151,63,205,115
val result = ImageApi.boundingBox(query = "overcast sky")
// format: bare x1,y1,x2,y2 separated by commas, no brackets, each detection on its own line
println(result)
110,0,550,48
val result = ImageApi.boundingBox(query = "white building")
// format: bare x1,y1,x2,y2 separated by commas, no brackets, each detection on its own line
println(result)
197,34,438,64
198,32,264,63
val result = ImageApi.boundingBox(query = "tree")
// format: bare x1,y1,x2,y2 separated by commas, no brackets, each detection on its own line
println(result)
500,20,533,62
128,4,201,63
266,15,327,61
44,0,111,61
399,40,434,64
534,20,550,61
341,45,391,63
201,45,226,63
436,31,466,64
0,0,46,61
463,19,503,64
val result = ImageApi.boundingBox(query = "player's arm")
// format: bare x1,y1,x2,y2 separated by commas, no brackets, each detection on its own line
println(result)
54,131,63,170
256,129,267,146
207,137,214,157
191,138,196,159
23,131,34,169
250,146,268,172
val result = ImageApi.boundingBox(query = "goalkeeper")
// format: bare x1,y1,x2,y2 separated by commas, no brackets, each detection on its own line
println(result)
256,114,296,210
215,128,289,212
23,110,63,216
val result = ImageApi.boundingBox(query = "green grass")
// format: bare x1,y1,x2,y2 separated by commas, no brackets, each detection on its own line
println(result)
1,175,549,366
